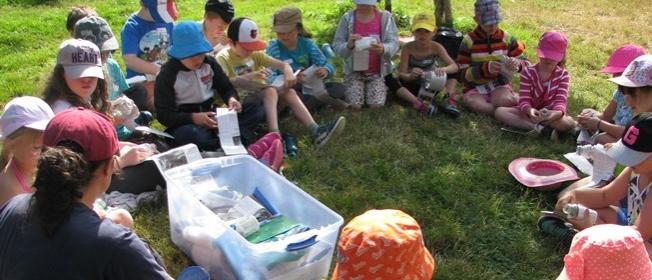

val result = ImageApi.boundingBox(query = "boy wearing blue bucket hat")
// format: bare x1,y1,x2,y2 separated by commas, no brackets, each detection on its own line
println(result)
155,21,264,151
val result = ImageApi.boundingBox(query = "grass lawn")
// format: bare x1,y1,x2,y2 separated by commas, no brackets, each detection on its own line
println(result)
1,0,651,279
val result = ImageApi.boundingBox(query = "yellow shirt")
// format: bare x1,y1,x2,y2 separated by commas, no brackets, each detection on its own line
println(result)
216,48,275,84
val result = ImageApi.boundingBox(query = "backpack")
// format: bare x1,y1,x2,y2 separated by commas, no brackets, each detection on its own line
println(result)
433,26,463,60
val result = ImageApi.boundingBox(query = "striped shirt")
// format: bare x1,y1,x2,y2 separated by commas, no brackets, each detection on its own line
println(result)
457,26,526,92
517,64,570,113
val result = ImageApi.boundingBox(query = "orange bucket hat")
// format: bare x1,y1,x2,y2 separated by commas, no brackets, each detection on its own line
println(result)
332,209,435,280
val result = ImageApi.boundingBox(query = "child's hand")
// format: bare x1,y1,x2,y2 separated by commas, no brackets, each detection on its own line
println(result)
192,112,218,129
284,74,297,88
528,108,543,123
579,108,599,118
578,115,600,130
504,57,520,72
228,97,242,113
488,61,504,74
347,34,362,49
316,67,329,79
410,68,424,80
555,192,576,213
118,144,157,168
369,43,384,55
243,69,270,81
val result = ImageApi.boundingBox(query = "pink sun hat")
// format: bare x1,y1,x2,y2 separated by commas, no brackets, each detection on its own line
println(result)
536,31,568,62
557,224,652,280
600,44,646,74
508,158,578,190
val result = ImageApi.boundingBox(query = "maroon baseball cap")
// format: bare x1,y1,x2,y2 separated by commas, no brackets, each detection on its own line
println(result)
43,108,119,162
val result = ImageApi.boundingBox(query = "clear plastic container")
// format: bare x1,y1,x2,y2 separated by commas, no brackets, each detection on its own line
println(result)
151,145,343,280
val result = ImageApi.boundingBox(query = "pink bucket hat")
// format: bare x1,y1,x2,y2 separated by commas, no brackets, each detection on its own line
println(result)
600,44,646,74
508,158,578,190
537,31,568,62
557,224,652,280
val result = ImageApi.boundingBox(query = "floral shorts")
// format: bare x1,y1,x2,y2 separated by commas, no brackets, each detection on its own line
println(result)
344,72,387,106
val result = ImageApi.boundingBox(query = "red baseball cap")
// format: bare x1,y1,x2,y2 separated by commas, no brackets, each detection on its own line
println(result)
43,108,119,162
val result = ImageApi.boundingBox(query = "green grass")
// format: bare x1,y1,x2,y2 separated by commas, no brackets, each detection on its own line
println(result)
1,0,652,279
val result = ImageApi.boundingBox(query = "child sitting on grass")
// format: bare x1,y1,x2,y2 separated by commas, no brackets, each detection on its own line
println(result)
556,55,652,252
458,0,527,116
217,17,345,147
0,97,53,207
398,12,459,117
267,7,346,112
576,44,646,144
332,0,399,110
495,31,576,139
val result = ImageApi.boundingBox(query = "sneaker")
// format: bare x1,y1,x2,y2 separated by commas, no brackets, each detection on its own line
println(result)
441,101,460,118
247,132,281,159
418,102,437,116
533,124,558,140
313,116,346,147
134,111,153,126
282,133,298,158
537,211,577,243
259,139,283,172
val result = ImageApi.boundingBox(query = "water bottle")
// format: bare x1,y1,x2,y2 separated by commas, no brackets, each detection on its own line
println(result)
563,203,598,225
282,133,298,158
321,43,336,60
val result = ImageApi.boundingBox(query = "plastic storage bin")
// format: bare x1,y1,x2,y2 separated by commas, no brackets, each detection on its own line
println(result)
151,144,343,280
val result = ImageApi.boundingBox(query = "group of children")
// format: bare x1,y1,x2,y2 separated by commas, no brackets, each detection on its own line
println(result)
0,0,651,278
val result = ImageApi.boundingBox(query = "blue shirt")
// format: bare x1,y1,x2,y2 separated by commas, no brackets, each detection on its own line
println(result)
107,57,129,101
120,14,173,78
266,36,335,81
612,89,633,126
0,194,170,279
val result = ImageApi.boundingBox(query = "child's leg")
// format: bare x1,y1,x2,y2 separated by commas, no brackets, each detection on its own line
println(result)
260,87,280,132
365,75,387,109
546,115,577,133
490,86,518,108
495,106,536,130
557,177,610,199
462,91,495,115
279,88,317,128
345,73,365,110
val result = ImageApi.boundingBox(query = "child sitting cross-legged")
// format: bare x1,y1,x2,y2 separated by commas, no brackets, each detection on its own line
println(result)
495,31,576,139
216,17,345,147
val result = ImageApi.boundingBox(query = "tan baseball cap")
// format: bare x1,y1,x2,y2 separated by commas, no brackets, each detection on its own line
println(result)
272,7,301,33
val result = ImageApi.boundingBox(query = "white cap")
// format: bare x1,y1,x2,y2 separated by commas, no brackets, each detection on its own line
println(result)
56,39,104,80
0,96,55,140
609,54,652,88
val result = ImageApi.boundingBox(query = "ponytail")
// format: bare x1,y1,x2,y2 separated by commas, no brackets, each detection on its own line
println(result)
29,141,104,237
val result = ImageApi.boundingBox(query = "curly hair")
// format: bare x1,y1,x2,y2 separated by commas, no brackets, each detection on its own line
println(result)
29,141,106,237
42,64,111,115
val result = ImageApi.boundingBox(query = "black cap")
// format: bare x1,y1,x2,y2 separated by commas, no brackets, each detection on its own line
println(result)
606,112,652,166
205,0,234,23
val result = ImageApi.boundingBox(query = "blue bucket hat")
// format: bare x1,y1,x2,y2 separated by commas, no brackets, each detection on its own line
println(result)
168,21,213,60
474,0,502,25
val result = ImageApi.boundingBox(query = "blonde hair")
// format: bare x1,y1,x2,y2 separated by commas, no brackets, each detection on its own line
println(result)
0,127,43,171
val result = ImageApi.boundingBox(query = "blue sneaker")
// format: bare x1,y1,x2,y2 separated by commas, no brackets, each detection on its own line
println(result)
312,116,346,147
